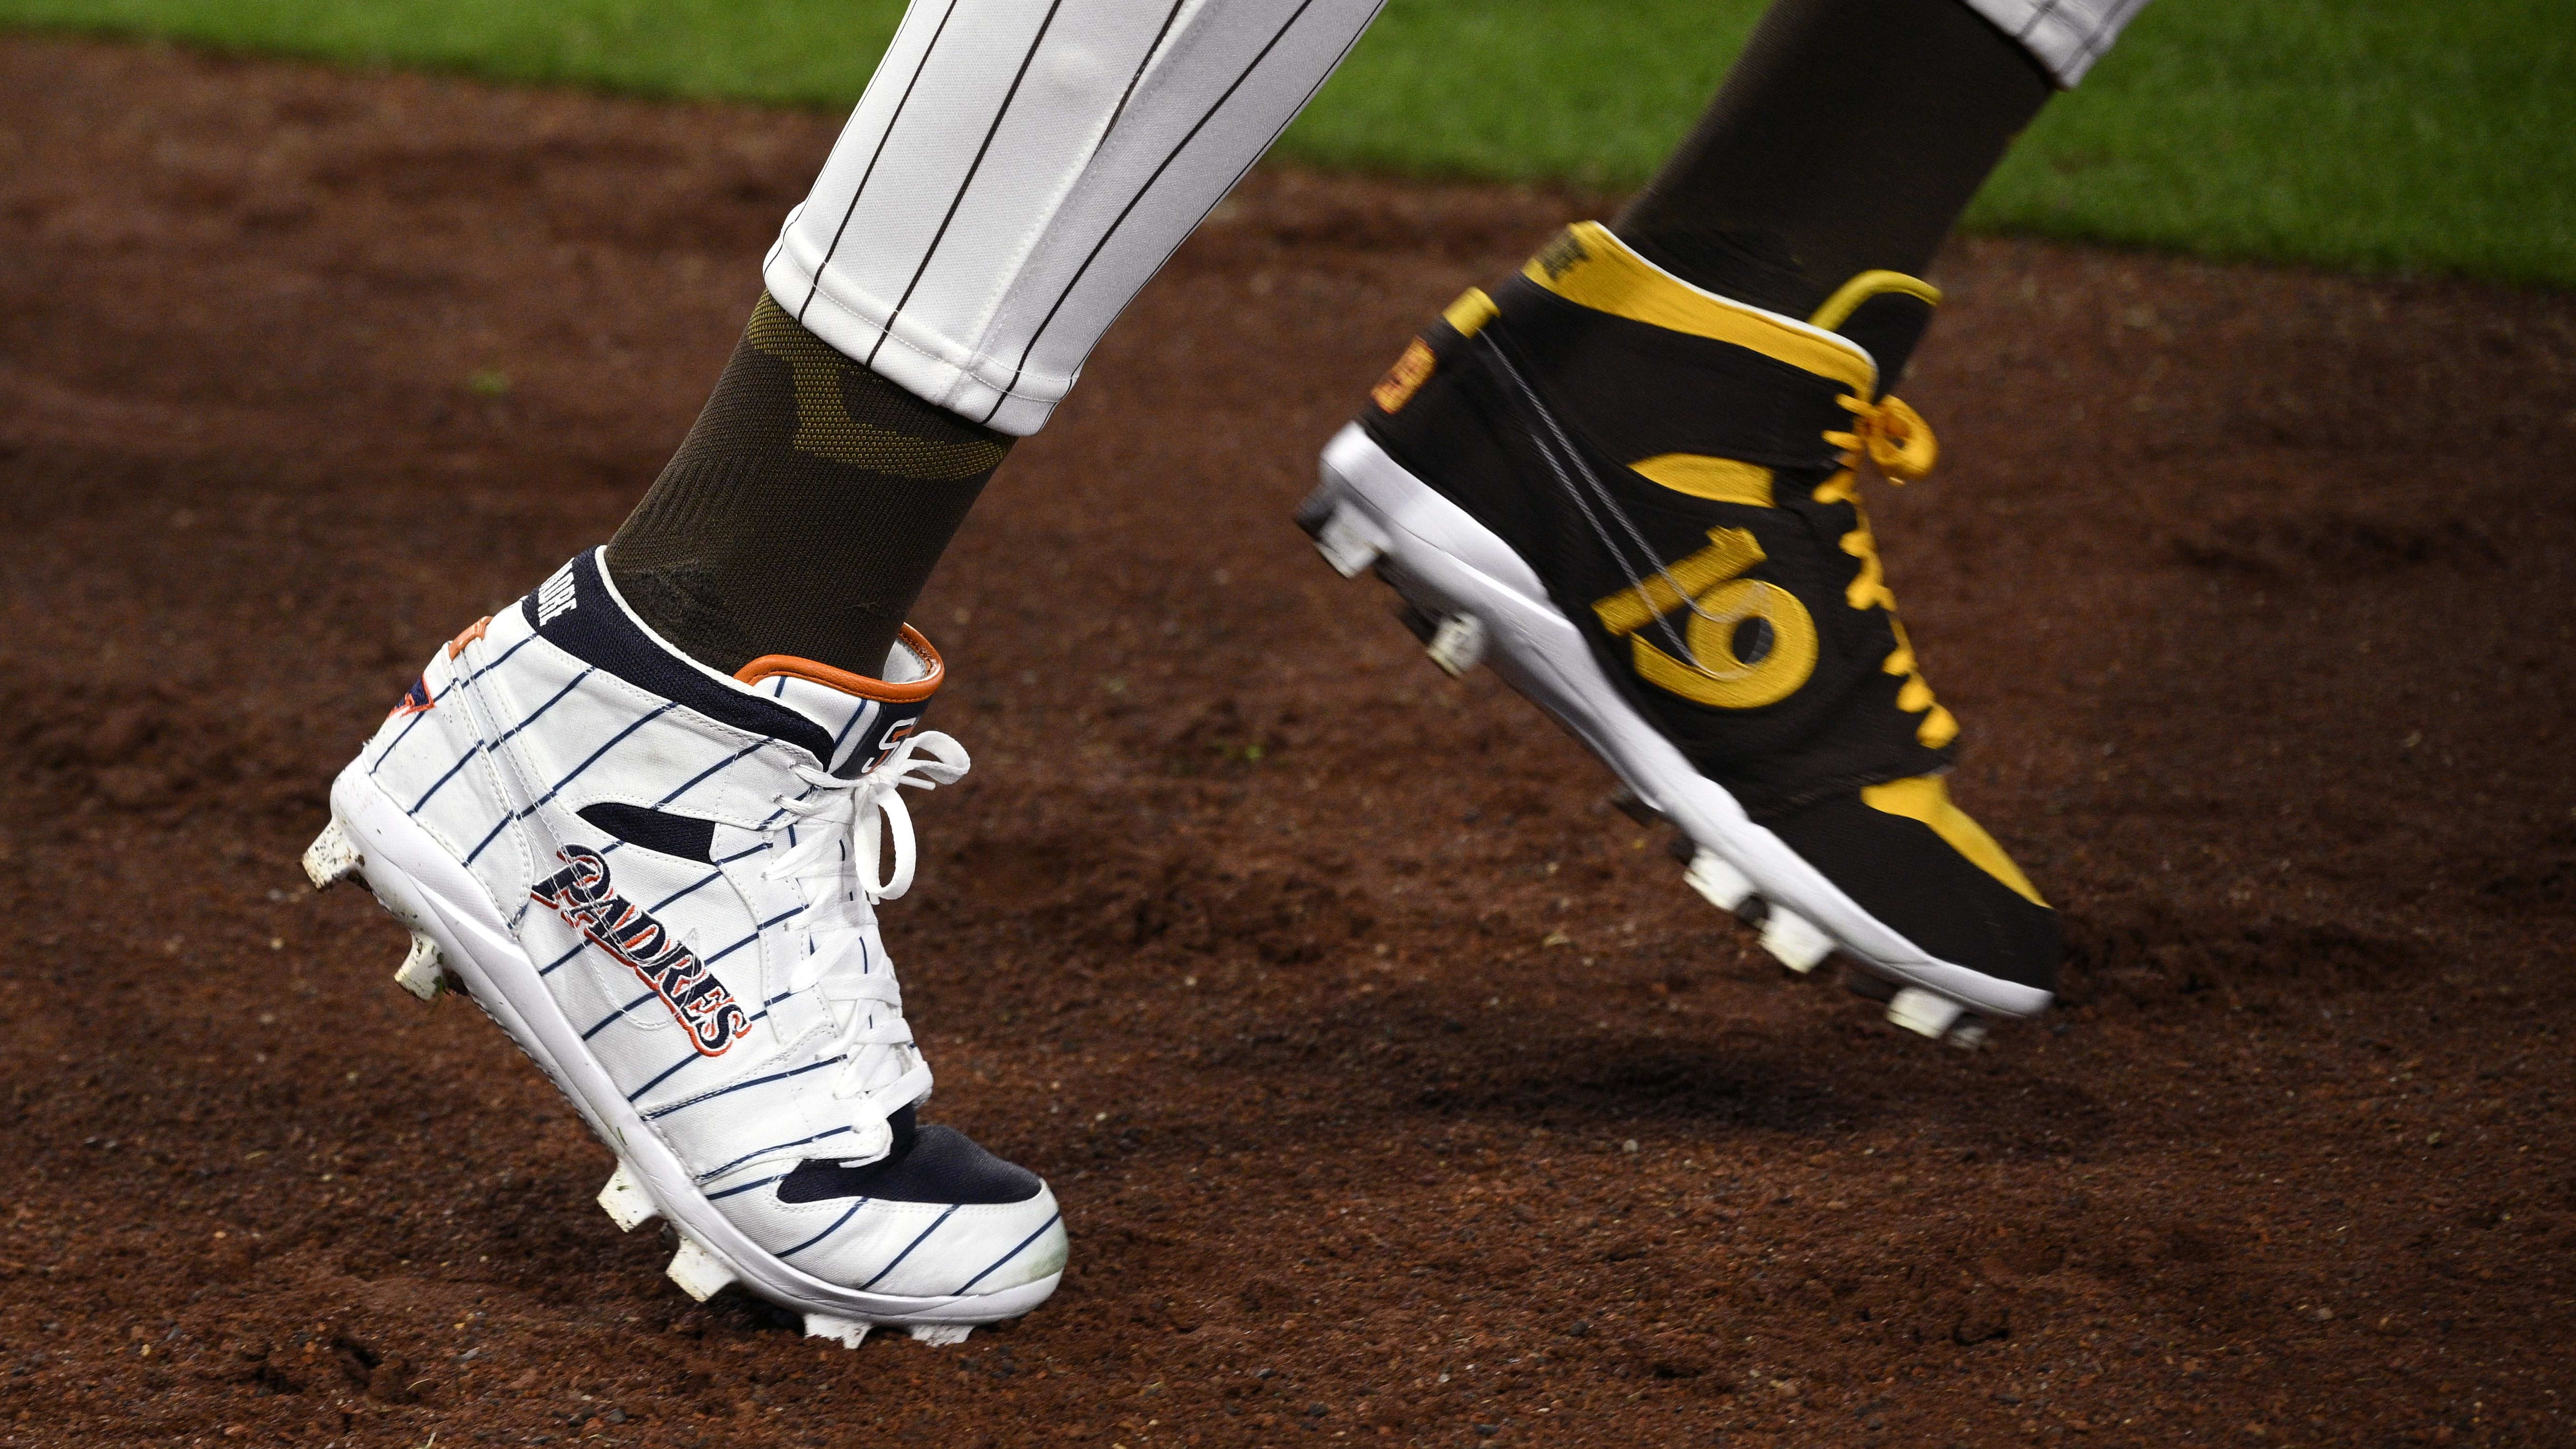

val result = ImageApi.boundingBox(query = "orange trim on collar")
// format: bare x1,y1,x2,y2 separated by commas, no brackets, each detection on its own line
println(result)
734,625,943,702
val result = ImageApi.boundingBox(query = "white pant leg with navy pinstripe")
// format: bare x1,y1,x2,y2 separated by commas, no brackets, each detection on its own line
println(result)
761,0,2147,438
762,0,1386,437
1957,0,2151,86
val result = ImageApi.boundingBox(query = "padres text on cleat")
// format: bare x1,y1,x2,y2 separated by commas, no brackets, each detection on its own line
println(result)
306,548,1065,1336
1303,224,2058,1025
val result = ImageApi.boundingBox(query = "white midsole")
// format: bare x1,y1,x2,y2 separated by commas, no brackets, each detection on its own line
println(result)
1317,424,2050,1020
327,763,1062,1324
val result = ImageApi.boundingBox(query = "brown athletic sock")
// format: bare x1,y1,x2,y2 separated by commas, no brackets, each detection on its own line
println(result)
1613,0,2055,328
606,294,1011,678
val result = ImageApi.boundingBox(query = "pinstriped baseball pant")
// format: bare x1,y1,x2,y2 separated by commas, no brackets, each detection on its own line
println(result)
760,0,2149,438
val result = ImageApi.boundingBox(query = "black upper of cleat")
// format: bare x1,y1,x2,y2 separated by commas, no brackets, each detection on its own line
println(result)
776,1105,1043,1206
1355,225,2057,990
1361,272,1948,818
1766,794,2059,993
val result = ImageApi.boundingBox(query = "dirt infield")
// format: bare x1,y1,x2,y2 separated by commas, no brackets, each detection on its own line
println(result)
5,33,2575,1449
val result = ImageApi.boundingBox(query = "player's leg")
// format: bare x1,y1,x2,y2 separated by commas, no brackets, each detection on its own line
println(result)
1611,0,2056,321
308,0,1386,1342
610,0,1388,677
1302,0,2151,1044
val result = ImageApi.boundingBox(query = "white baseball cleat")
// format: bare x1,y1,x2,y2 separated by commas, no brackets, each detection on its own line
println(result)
308,548,1065,1341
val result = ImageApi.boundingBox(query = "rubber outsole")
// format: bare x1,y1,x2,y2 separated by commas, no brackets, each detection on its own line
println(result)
307,765,1063,1344
1301,423,2051,1042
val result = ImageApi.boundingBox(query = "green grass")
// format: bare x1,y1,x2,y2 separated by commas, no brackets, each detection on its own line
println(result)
4,0,2569,287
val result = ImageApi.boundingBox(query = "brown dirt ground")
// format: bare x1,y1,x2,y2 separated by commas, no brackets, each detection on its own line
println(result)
4,32,2576,1449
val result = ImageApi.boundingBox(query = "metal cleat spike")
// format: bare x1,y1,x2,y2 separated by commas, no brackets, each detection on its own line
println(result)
1683,850,1755,914
1886,986,1966,1040
1945,1016,1990,1051
597,1161,657,1232
1312,507,1389,578
908,1323,973,1347
665,1237,735,1302
1423,615,1489,676
804,1313,872,1350
392,930,447,1001
302,819,361,890
1758,906,1833,975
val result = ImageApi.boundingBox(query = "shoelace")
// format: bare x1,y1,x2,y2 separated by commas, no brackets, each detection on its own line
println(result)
1818,393,1956,747
763,730,971,1161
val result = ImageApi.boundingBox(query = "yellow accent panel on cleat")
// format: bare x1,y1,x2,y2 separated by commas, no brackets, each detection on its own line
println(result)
1629,454,1775,506
1591,527,1766,637
1441,287,1499,338
1522,223,1873,392
1626,580,1818,710
1860,776,2046,907
1806,270,1943,333
1371,338,1437,413
1593,529,1818,710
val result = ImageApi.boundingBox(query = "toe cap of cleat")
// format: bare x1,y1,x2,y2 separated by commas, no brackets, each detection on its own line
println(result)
1764,787,2060,997
774,1124,1044,1208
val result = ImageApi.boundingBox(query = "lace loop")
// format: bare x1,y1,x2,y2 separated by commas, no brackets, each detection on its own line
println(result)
1814,397,1957,749
1825,393,1938,483
759,729,970,1161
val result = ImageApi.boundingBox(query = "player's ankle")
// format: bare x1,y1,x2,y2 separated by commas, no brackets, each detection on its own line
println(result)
607,293,1012,678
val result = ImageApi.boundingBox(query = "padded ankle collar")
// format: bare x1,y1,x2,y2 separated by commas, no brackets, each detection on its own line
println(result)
1522,223,1878,394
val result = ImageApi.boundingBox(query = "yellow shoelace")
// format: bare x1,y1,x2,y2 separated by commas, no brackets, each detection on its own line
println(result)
1815,394,1957,749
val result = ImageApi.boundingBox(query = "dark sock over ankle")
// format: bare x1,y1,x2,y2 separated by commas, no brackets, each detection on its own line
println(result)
1612,0,2053,320
607,294,1010,678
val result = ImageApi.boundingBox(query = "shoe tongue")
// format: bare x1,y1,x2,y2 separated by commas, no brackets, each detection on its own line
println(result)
733,630,944,777
1810,272,1940,398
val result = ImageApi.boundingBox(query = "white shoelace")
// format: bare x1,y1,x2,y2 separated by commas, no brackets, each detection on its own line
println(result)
762,730,970,1162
